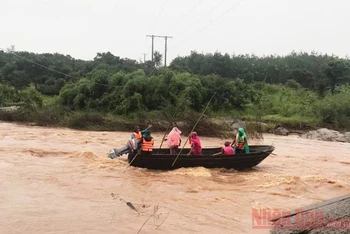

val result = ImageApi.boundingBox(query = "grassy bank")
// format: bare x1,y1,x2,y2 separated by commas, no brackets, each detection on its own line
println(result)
0,106,231,138
0,104,321,140
1,82,350,136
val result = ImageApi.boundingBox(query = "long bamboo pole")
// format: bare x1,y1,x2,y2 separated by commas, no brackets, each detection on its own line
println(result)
157,104,182,153
171,92,216,167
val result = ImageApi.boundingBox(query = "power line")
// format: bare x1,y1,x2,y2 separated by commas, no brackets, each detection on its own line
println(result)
140,1,244,72
182,0,204,18
9,51,77,79
168,0,226,51
168,0,204,30
196,0,227,23
154,0,169,24
2,0,245,85
77,80,125,88
3,46,157,85
147,0,169,61
146,35,173,67
197,0,245,33
173,0,245,49
145,0,240,68
3,49,127,89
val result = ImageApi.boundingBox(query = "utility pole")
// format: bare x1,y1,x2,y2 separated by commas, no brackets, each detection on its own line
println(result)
164,36,169,67
142,53,147,63
146,34,173,67
146,35,155,63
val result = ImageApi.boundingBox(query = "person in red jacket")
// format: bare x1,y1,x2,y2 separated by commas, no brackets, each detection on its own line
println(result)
188,132,202,155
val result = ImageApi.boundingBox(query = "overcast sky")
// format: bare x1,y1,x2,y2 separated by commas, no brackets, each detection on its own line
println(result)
1,0,349,62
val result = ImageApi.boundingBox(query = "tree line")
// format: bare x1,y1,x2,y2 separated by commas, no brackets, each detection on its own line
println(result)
1,49,349,96
1,49,350,131
170,51,350,95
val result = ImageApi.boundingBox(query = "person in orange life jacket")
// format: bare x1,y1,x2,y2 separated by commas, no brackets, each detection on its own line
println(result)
140,130,154,156
131,124,152,142
231,127,249,153
221,141,235,155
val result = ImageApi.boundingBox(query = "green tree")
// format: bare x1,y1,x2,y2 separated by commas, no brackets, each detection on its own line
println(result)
324,60,350,94
288,69,315,89
7,70,31,90
154,51,163,67
94,52,120,65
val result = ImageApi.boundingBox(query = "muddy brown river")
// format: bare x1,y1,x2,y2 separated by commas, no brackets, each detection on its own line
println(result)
0,122,349,233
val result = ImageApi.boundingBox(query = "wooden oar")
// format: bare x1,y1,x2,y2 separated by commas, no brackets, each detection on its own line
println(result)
171,92,216,167
123,152,139,173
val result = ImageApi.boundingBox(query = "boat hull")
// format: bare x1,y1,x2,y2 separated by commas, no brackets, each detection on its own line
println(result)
127,145,275,170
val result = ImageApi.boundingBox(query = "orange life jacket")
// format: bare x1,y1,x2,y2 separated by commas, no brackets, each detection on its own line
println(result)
133,132,142,141
142,138,154,152
235,134,245,150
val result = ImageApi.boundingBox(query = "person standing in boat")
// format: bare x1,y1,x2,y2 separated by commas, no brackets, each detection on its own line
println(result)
222,141,235,155
231,127,249,153
140,130,154,156
188,132,202,155
131,124,152,141
166,127,182,154
188,132,193,145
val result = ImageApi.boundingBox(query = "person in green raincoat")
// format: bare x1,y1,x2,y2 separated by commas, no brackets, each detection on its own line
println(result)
231,127,249,153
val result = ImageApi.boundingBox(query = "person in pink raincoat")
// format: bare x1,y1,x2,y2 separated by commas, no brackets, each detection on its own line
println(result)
188,131,202,156
166,127,182,154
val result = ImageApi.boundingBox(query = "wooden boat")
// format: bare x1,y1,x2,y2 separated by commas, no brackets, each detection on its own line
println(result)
127,145,275,170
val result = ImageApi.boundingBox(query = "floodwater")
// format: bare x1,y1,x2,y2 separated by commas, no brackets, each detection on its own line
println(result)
0,122,349,234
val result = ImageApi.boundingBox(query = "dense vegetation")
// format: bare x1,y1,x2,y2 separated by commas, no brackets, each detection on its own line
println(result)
1,49,350,136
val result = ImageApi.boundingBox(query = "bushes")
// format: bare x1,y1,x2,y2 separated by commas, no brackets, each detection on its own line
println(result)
57,68,260,115
262,114,319,129
251,83,318,118
316,92,350,130
3,68,350,132
0,107,38,123
66,112,105,129
0,84,19,105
